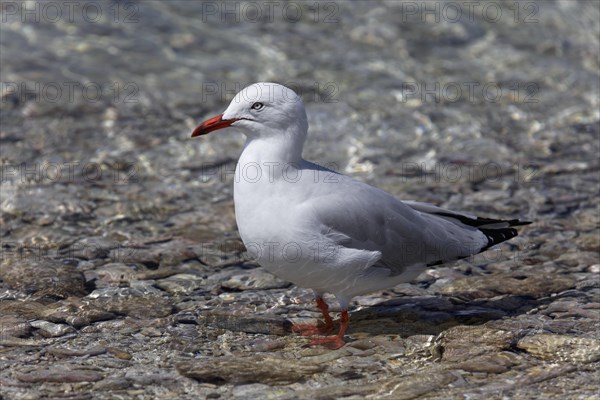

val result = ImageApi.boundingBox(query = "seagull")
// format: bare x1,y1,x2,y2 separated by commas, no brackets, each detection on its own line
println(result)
191,82,531,349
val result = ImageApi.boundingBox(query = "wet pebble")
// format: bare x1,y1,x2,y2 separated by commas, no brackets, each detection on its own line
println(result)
68,236,120,260
543,299,600,319
29,320,75,338
107,347,133,360
155,273,204,295
517,334,600,363
221,268,290,291
47,346,107,358
433,326,516,362
248,338,287,352
93,377,133,391
85,287,173,318
454,351,526,374
200,311,292,336
17,368,103,383
0,257,86,299
438,273,576,299
587,264,600,274
0,316,32,338
177,355,324,385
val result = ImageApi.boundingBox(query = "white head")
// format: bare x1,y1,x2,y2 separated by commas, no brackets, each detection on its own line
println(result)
191,83,308,142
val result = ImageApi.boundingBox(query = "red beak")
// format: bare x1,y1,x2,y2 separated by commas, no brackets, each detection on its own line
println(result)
191,114,238,137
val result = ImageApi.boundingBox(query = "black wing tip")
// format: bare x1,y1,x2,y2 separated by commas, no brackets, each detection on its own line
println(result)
479,227,519,251
425,213,532,267
433,212,532,228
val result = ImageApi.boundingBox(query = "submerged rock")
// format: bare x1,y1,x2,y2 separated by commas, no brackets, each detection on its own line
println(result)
517,334,600,363
177,355,324,385
0,1,598,399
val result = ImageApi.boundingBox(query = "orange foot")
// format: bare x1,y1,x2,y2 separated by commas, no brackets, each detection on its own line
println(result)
309,335,346,350
292,322,334,336
292,297,334,336
309,310,349,350
293,299,350,350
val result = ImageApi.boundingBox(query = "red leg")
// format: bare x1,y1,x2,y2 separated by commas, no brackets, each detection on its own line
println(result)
309,311,349,350
292,297,335,336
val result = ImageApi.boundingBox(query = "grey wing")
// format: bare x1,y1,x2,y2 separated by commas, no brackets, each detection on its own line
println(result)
403,200,532,256
309,178,529,275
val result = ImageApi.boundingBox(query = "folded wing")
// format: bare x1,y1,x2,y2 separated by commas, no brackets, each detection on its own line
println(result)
309,175,530,275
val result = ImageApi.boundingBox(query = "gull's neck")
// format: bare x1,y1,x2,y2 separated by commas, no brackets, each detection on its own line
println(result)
241,126,306,165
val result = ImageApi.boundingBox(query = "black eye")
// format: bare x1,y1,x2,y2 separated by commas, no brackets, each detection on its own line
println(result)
251,102,264,111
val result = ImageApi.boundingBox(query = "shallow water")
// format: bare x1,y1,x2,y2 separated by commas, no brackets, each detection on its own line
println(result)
1,1,599,399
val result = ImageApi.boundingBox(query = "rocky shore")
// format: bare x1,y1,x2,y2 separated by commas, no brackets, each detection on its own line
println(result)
1,1,598,399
